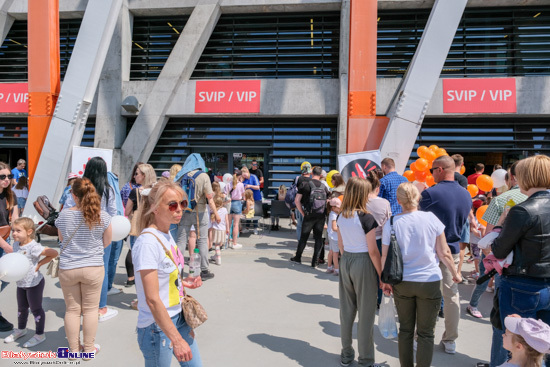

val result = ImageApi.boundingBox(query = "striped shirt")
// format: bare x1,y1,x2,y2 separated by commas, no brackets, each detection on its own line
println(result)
55,209,111,270
482,186,527,226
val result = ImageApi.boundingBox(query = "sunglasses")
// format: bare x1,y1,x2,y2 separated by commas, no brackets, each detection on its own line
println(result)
0,174,14,180
429,167,441,174
168,200,188,212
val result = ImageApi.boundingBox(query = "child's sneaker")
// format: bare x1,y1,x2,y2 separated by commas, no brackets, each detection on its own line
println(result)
466,305,483,318
23,334,46,348
333,269,339,276
326,266,334,274
82,344,100,361
4,328,27,343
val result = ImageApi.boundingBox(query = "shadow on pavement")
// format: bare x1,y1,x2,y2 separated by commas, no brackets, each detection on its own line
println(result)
248,333,340,367
288,293,339,309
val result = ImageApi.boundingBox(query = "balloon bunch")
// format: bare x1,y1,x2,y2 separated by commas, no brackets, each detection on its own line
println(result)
466,170,506,198
403,145,448,187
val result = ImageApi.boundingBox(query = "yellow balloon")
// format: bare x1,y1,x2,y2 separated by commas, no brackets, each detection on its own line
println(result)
301,161,311,170
326,170,339,188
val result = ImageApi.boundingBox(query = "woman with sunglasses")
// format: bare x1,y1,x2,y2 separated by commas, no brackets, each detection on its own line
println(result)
0,162,18,259
133,180,202,367
125,164,157,289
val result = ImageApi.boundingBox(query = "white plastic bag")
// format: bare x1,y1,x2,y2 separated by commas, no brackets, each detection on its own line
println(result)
378,295,398,339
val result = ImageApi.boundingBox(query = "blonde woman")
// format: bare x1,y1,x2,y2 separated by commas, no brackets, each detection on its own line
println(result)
271,185,287,230
125,164,157,287
381,182,461,367
336,177,384,367
224,169,245,249
169,164,182,182
132,180,202,367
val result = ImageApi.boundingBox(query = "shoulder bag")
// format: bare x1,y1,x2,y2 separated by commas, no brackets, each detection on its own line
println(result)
381,216,404,285
46,219,83,278
143,231,208,329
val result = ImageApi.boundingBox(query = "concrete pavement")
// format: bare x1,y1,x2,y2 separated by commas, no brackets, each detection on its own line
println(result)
0,218,493,366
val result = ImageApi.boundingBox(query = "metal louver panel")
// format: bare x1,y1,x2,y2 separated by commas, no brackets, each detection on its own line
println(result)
0,19,82,82
378,6,550,77
148,118,337,191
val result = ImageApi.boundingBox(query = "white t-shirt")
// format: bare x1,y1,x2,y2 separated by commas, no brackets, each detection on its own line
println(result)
212,207,228,231
13,240,45,288
133,228,183,328
327,211,338,242
382,211,445,282
336,212,378,253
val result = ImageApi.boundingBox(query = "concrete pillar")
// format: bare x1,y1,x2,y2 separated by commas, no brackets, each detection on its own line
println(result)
337,0,349,157
120,0,221,182
95,1,132,179
0,0,14,42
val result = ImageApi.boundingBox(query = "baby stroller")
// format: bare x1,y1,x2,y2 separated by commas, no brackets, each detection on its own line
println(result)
33,196,59,243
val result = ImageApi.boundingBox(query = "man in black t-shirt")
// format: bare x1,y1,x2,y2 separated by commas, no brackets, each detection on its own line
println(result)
451,154,468,189
290,166,330,267
249,160,264,188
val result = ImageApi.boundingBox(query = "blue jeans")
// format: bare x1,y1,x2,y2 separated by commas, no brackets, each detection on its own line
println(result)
107,241,124,291
490,275,508,367
295,210,303,241
170,224,178,241
137,312,202,367
99,244,111,309
469,253,488,308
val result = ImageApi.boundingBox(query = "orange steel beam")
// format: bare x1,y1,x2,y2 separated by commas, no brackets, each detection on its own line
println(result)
27,0,60,186
347,0,384,153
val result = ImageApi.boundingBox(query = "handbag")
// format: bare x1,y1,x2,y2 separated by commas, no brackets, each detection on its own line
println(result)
46,220,83,278
143,231,208,329
490,287,503,330
129,189,142,237
0,225,10,241
381,216,404,285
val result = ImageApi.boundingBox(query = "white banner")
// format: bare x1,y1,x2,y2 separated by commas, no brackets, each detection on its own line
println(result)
338,150,381,181
72,147,113,176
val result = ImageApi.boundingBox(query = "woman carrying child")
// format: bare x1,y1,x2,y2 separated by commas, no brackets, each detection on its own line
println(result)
3,218,58,347
210,197,229,265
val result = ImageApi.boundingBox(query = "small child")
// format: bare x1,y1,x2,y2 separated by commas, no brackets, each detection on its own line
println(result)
59,173,78,211
12,177,29,216
210,197,229,265
242,189,256,233
326,197,341,275
500,315,550,367
4,218,58,347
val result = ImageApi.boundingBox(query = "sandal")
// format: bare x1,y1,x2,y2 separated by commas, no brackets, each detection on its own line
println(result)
467,305,483,318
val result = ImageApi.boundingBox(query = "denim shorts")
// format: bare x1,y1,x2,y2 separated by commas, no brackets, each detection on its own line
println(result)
460,221,470,243
230,200,242,215
137,312,202,367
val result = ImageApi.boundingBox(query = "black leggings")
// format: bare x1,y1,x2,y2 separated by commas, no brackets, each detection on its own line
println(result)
125,250,134,279
17,278,46,335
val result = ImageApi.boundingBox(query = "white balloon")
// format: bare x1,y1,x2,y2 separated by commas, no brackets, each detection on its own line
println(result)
111,215,132,242
218,182,226,192
223,173,233,185
0,253,31,282
491,169,507,188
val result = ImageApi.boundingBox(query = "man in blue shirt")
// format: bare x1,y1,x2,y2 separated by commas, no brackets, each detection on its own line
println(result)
379,157,408,215
11,159,27,185
419,155,471,355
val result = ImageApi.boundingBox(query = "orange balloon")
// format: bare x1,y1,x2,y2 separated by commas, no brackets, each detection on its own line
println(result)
415,158,429,172
410,162,418,172
429,145,439,152
467,184,479,198
476,174,494,192
403,170,415,182
417,146,429,159
476,205,489,227
428,160,433,170
414,170,427,182
426,175,435,187
424,149,436,162
460,165,466,175
435,148,448,158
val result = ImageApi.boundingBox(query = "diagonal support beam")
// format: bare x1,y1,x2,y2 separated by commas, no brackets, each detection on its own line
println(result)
120,1,221,181
380,0,468,173
24,0,123,219
0,0,14,42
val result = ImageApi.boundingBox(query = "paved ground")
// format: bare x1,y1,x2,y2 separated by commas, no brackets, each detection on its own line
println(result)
0,218,494,366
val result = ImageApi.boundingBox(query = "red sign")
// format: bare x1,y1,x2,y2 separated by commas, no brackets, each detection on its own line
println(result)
195,80,261,113
443,78,516,113
0,83,28,113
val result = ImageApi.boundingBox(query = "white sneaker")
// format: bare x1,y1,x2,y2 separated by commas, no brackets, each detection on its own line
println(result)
98,308,118,323
4,328,27,343
107,287,122,296
441,340,456,354
23,334,46,348
230,243,242,249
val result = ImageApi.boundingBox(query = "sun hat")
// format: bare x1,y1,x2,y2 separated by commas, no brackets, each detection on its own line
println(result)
329,197,341,208
504,316,550,354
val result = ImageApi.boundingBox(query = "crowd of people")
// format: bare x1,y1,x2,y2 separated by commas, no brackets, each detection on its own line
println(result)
0,152,549,367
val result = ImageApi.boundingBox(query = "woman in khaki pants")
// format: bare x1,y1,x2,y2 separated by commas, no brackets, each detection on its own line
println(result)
55,178,112,358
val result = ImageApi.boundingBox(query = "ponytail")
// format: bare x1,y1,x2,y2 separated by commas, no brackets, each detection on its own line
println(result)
72,178,102,229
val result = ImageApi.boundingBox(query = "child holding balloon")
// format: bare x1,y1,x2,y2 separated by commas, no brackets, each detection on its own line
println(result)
4,217,58,347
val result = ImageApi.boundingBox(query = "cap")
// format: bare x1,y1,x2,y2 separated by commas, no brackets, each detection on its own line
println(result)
301,162,312,174
67,173,79,180
473,199,483,210
329,197,341,208
161,171,170,178
504,317,550,354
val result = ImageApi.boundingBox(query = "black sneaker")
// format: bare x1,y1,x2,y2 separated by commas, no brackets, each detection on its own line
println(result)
125,279,135,287
0,315,13,332
200,270,215,281
439,309,445,318
318,258,326,265
290,256,301,264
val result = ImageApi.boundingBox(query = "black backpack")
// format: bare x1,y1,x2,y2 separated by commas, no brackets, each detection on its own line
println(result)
285,182,298,209
307,180,327,214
